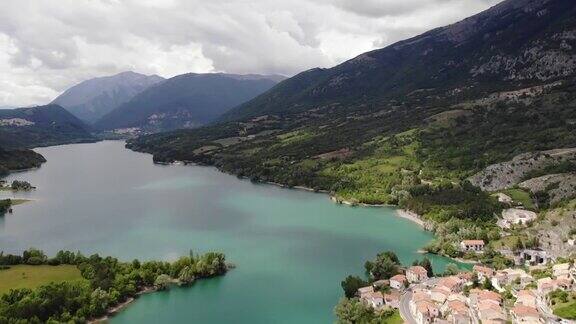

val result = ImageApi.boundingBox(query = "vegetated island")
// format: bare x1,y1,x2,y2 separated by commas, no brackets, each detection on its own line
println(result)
0,248,229,323
0,180,36,216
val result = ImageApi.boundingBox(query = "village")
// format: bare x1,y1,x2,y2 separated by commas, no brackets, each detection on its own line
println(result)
355,245,575,324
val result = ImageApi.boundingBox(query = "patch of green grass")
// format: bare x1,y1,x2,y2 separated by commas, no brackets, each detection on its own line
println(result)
384,310,403,324
502,188,535,210
277,130,315,145
554,300,576,319
0,265,84,295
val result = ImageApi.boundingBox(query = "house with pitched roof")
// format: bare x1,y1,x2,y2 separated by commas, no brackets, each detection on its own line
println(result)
407,265,429,283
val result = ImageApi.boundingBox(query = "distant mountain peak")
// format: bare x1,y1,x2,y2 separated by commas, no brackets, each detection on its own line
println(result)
95,72,284,133
52,71,165,124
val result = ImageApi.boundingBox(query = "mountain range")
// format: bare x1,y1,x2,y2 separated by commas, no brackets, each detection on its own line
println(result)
128,0,576,205
222,0,575,122
51,71,165,124
94,73,284,133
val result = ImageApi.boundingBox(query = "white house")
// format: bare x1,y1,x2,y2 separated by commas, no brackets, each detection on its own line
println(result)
361,291,384,309
390,274,407,290
460,240,485,252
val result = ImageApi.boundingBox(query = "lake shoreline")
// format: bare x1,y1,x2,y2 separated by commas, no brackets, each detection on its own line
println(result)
89,286,157,323
161,160,430,228
157,161,468,266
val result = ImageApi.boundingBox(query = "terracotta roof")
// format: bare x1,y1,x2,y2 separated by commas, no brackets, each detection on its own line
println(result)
408,265,428,276
358,286,374,295
416,300,438,314
412,291,431,303
432,286,451,296
461,240,485,245
477,290,502,303
438,276,461,290
457,272,473,281
384,290,400,302
447,300,469,314
477,300,502,311
368,291,384,299
511,305,540,318
390,274,407,282
517,290,536,298
473,265,495,276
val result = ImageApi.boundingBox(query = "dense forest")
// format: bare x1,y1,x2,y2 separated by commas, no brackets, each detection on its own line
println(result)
0,147,46,177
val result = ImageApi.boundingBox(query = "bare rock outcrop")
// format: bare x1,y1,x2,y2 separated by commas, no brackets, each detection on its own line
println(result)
519,173,576,205
468,148,576,191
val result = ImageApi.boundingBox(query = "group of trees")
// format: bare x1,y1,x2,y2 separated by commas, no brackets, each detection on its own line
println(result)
10,180,33,191
0,248,227,323
364,251,401,281
0,199,11,216
401,181,501,223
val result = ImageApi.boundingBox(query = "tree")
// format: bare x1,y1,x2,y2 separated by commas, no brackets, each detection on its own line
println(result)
482,277,494,290
341,276,368,298
90,288,110,316
22,248,47,264
154,274,172,290
365,251,401,280
178,266,195,285
334,298,375,324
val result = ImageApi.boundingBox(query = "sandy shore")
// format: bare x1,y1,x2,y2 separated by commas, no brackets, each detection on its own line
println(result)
395,209,426,228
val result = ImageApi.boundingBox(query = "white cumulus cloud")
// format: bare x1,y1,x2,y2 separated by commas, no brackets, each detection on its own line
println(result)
0,0,501,107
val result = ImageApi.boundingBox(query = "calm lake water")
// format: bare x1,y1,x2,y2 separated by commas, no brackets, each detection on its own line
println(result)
0,141,461,323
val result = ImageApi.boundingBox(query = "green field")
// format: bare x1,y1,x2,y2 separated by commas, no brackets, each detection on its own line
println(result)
384,310,403,324
0,265,84,295
501,188,535,210
554,299,576,320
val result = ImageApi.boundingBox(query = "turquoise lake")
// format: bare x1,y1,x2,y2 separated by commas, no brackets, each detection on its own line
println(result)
0,141,461,323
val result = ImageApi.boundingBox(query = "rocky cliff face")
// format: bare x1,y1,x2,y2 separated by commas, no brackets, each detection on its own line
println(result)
468,148,576,191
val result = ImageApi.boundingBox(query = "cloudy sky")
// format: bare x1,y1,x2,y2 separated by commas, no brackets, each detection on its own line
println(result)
0,0,501,107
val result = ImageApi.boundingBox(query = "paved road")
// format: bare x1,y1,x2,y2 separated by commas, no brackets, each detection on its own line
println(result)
399,290,417,324
536,298,562,323
398,278,441,324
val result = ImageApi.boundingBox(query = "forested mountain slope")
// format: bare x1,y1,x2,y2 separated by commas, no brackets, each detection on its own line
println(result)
0,105,96,149
221,0,576,121
96,73,284,133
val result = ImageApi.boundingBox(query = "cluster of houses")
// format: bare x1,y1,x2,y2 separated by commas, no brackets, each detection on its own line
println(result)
357,266,428,313
460,239,554,268
356,261,576,324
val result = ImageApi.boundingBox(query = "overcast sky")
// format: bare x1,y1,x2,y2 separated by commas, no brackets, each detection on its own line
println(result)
0,0,501,107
